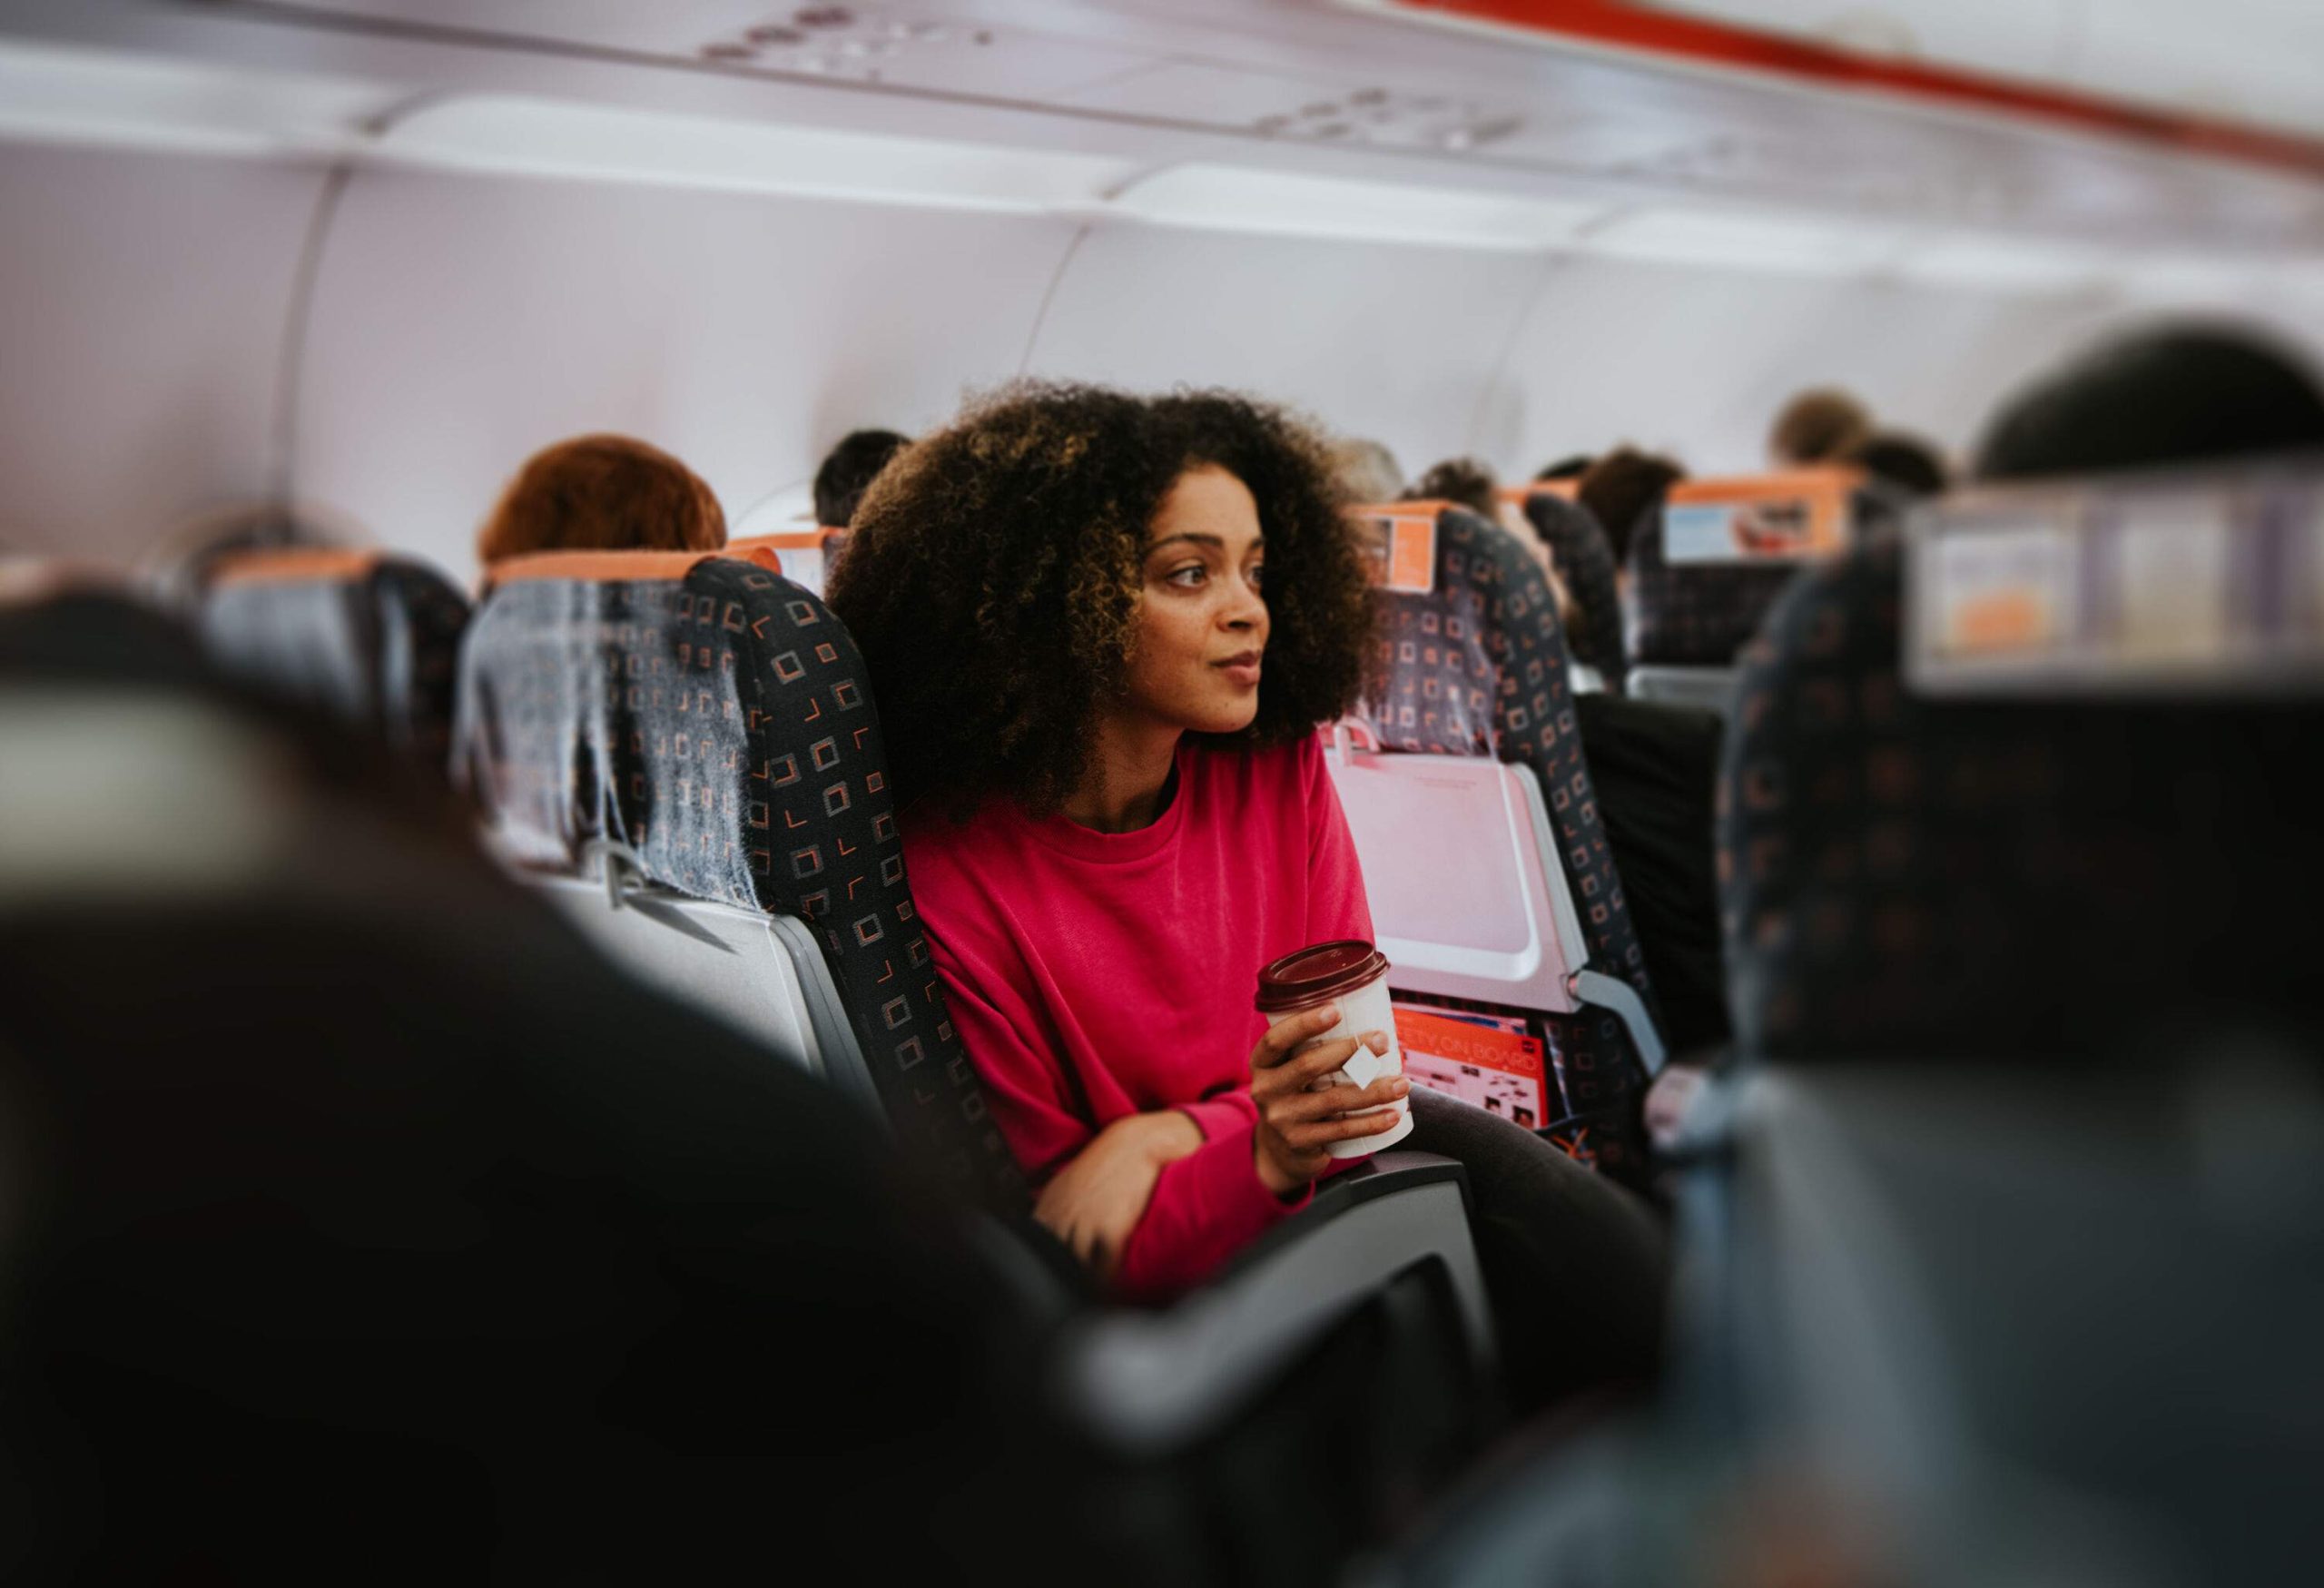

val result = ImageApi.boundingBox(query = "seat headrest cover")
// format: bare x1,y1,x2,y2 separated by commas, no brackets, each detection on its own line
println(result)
1349,502,1446,594
1721,530,2324,1064
480,549,721,590
483,545,790,589
206,547,384,587
1662,469,1861,566
1905,456,2324,697
726,529,842,552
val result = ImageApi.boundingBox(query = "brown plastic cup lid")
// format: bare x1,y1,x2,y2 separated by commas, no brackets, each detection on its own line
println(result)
1255,939,1391,1014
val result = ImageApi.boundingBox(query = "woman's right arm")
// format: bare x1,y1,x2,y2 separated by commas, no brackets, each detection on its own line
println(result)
935,944,1403,1300
932,951,1285,1297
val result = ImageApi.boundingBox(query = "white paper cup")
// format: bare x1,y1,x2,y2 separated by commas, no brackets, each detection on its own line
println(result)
1256,940,1414,1158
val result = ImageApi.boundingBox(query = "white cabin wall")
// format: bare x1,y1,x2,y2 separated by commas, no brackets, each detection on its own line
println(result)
984,223,2132,489
0,142,330,558
296,168,1080,575
6,141,2318,578
1023,223,1549,485
1479,258,2126,477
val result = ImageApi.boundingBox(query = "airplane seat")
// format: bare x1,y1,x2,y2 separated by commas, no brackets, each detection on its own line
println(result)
1348,501,1667,1184
0,577,206,684
1625,470,1863,715
1709,489,2324,1575
1722,534,2324,1065
1519,491,1626,693
1621,507,1797,715
196,547,470,770
454,548,1502,1504
723,527,850,596
454,547,1016,1198
0,594,1148,1582
1380,470,2324,1587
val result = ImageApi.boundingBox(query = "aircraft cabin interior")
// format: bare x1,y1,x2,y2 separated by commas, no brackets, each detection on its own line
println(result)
2,2,2320,1583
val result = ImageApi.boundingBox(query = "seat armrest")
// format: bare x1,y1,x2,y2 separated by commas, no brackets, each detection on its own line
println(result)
1216,1149,1473,1282
1049,1150,1494,1455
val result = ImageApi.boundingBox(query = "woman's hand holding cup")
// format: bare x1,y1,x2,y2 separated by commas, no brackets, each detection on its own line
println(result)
1247,1003,1412,1197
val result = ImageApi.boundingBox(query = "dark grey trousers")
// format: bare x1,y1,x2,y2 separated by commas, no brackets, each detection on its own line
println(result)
1405,1086,1669,1414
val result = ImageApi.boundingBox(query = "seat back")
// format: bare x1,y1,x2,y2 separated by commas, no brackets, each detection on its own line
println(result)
1504,488,1626,692
1628,470,1859,706
453,547,1024,1208
1324,720,1588,1016
0,616,1100,1580
726,528,852,597
1349,502,1666,1174
199,548,469,768
1720,459,2324,1065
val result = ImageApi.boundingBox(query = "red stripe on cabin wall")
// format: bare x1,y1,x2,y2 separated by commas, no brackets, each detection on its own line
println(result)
1392,0,2324,179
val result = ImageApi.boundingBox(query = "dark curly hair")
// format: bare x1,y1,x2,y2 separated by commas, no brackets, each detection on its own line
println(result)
828,382,1375,818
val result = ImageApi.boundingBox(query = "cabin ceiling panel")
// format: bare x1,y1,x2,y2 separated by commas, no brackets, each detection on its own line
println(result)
185,0,1172,99
25,0,2305,253
1643,0,2324,139
1480,255,2122,474
5,23,2321,305
1,5,2321,315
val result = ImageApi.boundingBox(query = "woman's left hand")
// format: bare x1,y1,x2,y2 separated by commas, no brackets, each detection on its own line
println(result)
1033,1110,1205,1281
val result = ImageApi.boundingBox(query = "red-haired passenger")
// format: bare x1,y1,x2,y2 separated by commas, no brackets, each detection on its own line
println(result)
477,434,725,564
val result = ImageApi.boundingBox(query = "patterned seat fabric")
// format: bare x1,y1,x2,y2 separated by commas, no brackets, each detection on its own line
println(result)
1521,494,1626,691
1359,505,1663,1180
1719,532,2324,1063
454,556,1026,1210
200,554,469,770
1625,508,1803,668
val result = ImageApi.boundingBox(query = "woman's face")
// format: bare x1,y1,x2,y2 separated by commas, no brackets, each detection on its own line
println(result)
1122,465,1270,735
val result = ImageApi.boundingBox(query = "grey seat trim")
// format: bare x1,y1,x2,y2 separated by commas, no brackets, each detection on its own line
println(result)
1627,665,1738,715
1053,1150,1492,1455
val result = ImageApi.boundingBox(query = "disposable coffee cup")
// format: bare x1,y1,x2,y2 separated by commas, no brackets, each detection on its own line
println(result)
1255,939,1414,1158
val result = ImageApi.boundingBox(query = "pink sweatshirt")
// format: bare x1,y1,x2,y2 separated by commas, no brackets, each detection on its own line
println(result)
901,735,1374,1301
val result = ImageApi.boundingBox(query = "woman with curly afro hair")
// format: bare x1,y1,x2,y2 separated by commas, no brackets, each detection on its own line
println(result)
832,386,1665,1396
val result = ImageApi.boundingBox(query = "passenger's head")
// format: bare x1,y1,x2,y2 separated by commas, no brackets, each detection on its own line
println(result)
1769,387,1874,469
1846,430,1951,500
812,428,911,528
1576,447,1686,567
830,382,1371,817
150,499,360,606
1534,454,1594,482
1974,323,2324,481
1327,437,1403,504
1404,457,1499,520
476,435,724,564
